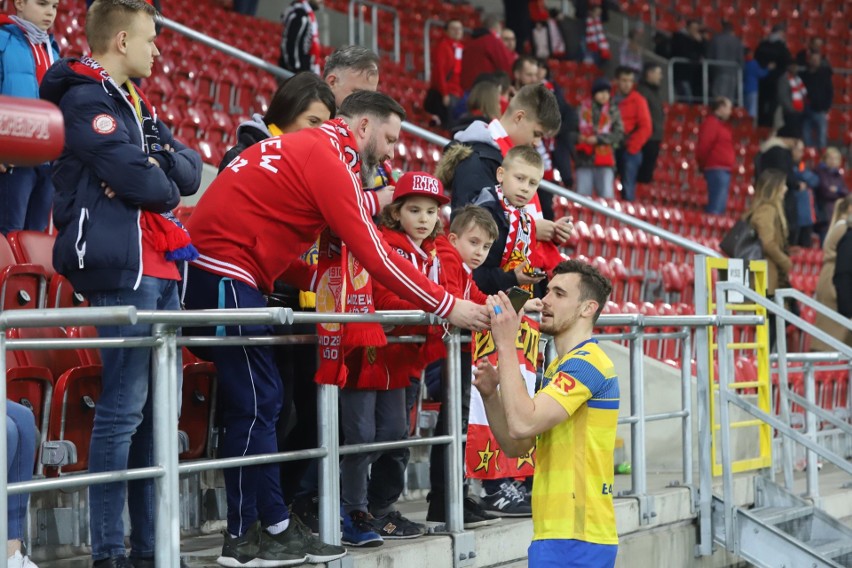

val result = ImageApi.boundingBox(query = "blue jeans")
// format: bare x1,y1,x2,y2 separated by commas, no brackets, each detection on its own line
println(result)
7,401,37,541
0,164,54,235
745,92,758,119
529,539,617,567
87,276,181,561
802,110,827,149
704,169,731,215
576,167,615,199
618,150,643,202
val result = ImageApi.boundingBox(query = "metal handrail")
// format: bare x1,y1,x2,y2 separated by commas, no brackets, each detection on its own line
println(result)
156,15,723,261
774,287,852,335
347,0,400,63
667,56,744,107
714,281,852,516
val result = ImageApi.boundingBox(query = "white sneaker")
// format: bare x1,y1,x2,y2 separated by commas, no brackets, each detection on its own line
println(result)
7,551,38,568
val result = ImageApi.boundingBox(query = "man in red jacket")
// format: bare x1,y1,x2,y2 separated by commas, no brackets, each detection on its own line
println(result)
696,97,736,214
613,66,651,202
183,91,489,566
460,13,514,92
424,19,464,126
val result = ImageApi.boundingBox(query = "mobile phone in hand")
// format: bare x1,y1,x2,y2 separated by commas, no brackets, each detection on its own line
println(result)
506,286,532,313
531,268,547,278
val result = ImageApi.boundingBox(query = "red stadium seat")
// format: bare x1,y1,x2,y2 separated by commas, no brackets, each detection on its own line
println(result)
7,231,87,309
0,233,47,310
179,348,217,460
10,327,102,475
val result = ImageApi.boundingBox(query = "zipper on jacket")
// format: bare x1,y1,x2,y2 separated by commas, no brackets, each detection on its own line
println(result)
75,208,89,269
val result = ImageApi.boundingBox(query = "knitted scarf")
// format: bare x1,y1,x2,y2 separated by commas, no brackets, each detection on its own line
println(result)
4,15,54,83
495,185,535,290
788,73,807,112
313,118,387,387
577,98,615,167
302,1,322,75
71,56,198,262
585,16,610,60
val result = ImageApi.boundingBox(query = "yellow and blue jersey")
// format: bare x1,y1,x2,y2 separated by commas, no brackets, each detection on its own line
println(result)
532,338,620,545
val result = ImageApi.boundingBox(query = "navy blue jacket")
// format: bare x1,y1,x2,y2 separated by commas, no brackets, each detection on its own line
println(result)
471,186,520,294
40,58,201,293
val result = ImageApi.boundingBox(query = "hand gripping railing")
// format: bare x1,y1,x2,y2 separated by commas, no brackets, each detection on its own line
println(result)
154,16,722,262
712,281,852,550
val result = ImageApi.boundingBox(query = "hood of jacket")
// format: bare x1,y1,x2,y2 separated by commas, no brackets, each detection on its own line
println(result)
236,113,272,144
39,57,104,106
759,136,791,154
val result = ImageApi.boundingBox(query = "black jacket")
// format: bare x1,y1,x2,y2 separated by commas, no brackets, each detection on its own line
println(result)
800,64,834,112
436,120,505,211
218,114,272,172
637,80,665,141
278,1,316,73
470,186,520,294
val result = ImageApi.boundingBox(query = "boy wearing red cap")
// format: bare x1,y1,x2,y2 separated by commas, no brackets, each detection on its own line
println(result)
339,172,449,546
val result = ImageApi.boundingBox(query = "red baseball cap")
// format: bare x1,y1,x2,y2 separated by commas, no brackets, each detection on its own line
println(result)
392,171,450,205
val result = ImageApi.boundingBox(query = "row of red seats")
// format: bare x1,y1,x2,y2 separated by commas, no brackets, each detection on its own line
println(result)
1,232,216,475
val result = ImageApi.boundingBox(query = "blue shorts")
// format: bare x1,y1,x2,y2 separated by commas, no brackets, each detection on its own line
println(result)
529,539,618,568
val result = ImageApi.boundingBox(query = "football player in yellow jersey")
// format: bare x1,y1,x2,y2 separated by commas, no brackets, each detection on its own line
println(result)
474,260,619,567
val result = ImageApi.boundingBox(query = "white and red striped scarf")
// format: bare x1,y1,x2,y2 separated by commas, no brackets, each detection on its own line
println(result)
585,16,609,57
789,73,807,112
495,185,534,269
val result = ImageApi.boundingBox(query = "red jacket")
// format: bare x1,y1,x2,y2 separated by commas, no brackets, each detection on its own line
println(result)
435,235,487,304
460,29,514,92
347,228,446,390
618,89,652,154
187,120,455,318
696,114,736,171
430,37,464,98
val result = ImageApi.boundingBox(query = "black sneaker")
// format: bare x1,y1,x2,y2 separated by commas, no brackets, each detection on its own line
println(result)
259,519,317,566
288,513,348,563
480,481,532,517
216,521,263,567
93,557,133,568
291,494,320,535
369,510,426,539
426,493,501,529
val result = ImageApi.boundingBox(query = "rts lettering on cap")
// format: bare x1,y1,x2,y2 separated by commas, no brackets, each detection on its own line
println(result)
392,171,450,205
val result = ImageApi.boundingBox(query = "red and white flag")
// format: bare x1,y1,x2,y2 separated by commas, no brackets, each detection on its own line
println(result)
465,316,541,479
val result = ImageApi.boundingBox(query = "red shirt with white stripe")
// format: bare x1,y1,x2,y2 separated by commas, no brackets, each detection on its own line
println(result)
186,120,455,318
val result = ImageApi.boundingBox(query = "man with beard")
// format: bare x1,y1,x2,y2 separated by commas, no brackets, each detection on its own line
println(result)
473,260,619,567
279,0,323,75
184,91,490,567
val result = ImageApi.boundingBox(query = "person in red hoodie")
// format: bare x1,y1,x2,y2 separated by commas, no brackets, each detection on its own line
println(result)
339,172,449,545
460,13,514,92
696,96,736,214
613,66,651,202
424,19,465,126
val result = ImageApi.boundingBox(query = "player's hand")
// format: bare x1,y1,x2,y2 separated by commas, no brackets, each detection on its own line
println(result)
473,360,500,399
446,299,490,332
486,292,523,348
375,186,395,210
523,298,544,313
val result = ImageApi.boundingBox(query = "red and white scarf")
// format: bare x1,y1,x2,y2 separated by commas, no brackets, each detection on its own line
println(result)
585,16,610,59
314,118,387,387
577,97,615,167
788,73,807,112
303,1,322,75
495,185,535,274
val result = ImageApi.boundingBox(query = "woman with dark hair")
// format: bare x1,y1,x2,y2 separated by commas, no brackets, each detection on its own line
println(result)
218,71,336,171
